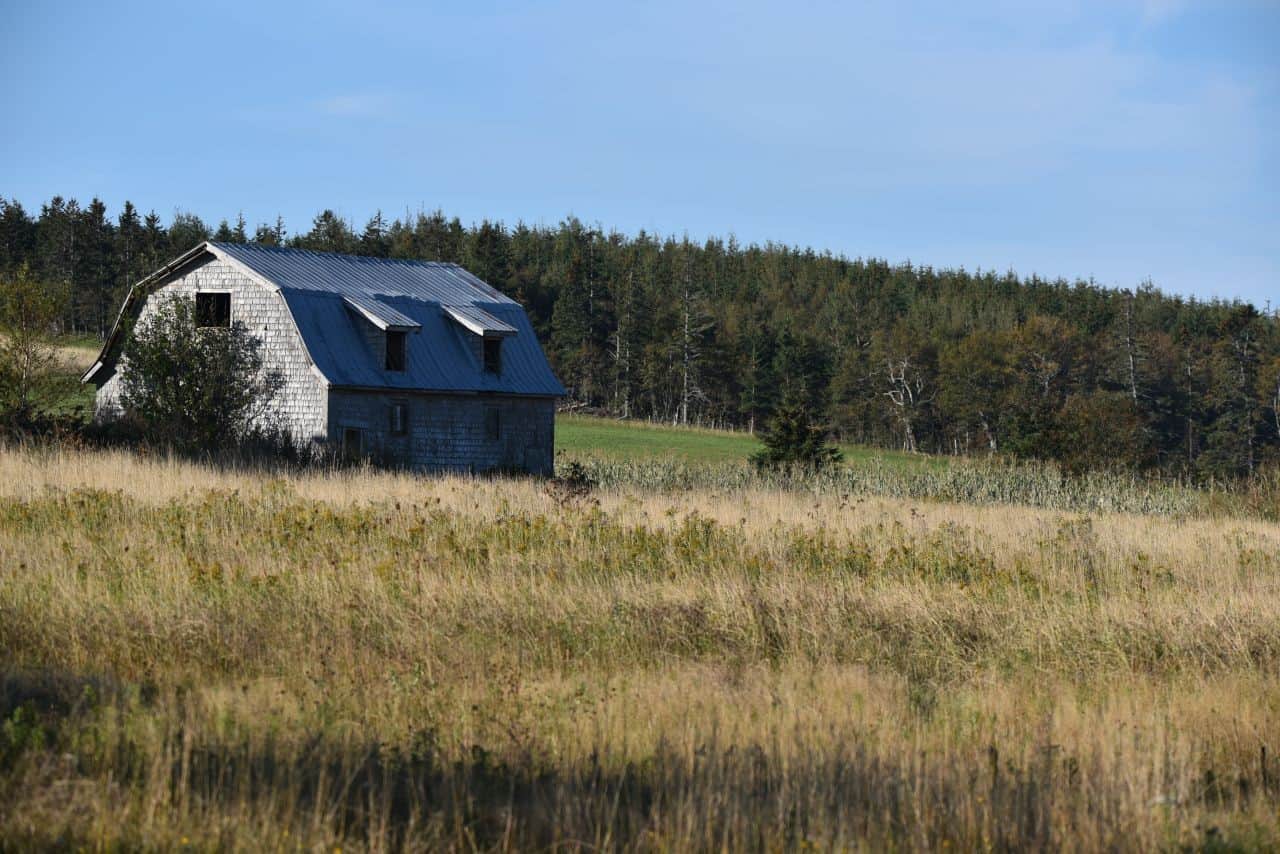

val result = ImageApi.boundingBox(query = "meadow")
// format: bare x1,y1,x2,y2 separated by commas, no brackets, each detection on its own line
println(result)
555,413,942,470
0,434,1278,851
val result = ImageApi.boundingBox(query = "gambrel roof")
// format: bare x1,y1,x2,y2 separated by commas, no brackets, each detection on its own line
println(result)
83,242,565,397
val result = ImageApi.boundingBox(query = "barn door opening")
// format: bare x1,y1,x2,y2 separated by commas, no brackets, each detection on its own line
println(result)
342,427,363,460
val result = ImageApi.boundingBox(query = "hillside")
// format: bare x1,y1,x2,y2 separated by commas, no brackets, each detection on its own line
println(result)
4,197,1278,479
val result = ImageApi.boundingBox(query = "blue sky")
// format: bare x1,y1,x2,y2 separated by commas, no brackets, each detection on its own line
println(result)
2,0,1276,304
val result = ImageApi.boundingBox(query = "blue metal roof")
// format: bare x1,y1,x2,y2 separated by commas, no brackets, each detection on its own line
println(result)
214,242,515,304
211,243,564,397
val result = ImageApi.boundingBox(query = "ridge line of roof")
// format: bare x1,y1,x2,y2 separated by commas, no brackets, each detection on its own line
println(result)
276,285,520,307
208,241,466,269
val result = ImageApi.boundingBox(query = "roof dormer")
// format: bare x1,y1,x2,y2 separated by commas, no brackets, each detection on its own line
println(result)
443,305,517,338
443,304,516,375
343,294,421,372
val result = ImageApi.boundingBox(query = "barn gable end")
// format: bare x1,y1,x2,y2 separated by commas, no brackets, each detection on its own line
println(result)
90,252,329,443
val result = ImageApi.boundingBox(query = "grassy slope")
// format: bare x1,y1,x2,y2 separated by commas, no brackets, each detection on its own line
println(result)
38,338,99,416
556,412,943,470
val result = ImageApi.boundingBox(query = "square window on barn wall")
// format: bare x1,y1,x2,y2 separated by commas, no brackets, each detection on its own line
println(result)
389,402,408,436
196,292,231,328
386,330,407,371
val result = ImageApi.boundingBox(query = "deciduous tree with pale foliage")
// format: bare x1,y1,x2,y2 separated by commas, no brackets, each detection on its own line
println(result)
0,264,69,421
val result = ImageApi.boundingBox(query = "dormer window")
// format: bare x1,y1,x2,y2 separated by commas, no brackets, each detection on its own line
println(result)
483,337,502,374
442,305,516,374
386,330,406,371
342,295,420,372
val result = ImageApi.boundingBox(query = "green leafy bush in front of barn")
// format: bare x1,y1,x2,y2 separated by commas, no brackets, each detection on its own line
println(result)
119,294,283,452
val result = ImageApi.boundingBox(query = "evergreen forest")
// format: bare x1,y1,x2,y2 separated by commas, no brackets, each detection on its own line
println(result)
2,195,1277,478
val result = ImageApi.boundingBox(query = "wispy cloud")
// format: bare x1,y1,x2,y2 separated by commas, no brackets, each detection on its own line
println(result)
313,93,396,118
1139,0,1187,24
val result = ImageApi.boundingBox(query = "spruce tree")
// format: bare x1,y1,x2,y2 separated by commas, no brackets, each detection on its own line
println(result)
299,210,354,254
359,211,389,257
142,211,168,270
79,198,114,337
253,216,286,246
169,212,210,254
0,198,37,274
115,201,145,291
466,220,511,288
750,394,841,472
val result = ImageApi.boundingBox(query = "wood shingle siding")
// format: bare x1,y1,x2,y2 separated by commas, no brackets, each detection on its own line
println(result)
328,391,555,475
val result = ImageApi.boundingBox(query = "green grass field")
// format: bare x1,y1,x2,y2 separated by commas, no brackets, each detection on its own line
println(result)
555,412,944,470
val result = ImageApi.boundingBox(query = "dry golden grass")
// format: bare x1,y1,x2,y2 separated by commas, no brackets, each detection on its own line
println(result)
1,443,1278,851
52,341,98,371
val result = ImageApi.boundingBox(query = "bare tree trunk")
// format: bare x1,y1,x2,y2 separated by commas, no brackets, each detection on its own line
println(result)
678,259,694,426
613,271,633,419
1186,362,1196,466
885,356,932,454
1236,330,1257,473
1123,290,1140,403
979,412,997,452
1272,375,1280,440
679,295,690,426
671,249,711,427
583,233,595,404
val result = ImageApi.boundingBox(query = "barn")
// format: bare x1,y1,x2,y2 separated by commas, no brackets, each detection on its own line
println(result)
83,242,565,474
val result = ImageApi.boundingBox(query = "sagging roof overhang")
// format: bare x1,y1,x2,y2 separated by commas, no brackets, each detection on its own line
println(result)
342,294,423,331
81,242,218,385
443,304,518,337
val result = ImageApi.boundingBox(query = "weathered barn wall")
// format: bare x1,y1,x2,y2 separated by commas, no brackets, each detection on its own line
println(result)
94,257,329,444
95,369,126,420
351,311,389,369
327,390,555,475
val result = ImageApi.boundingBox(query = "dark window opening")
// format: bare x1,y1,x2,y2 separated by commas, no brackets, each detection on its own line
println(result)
342,427,363,460
483,337,502,374
386,330,407,371
195,292,231,328
485,408,501,441
389,403,408,436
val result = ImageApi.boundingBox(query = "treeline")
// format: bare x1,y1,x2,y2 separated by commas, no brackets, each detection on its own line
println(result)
2,195,1278,478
